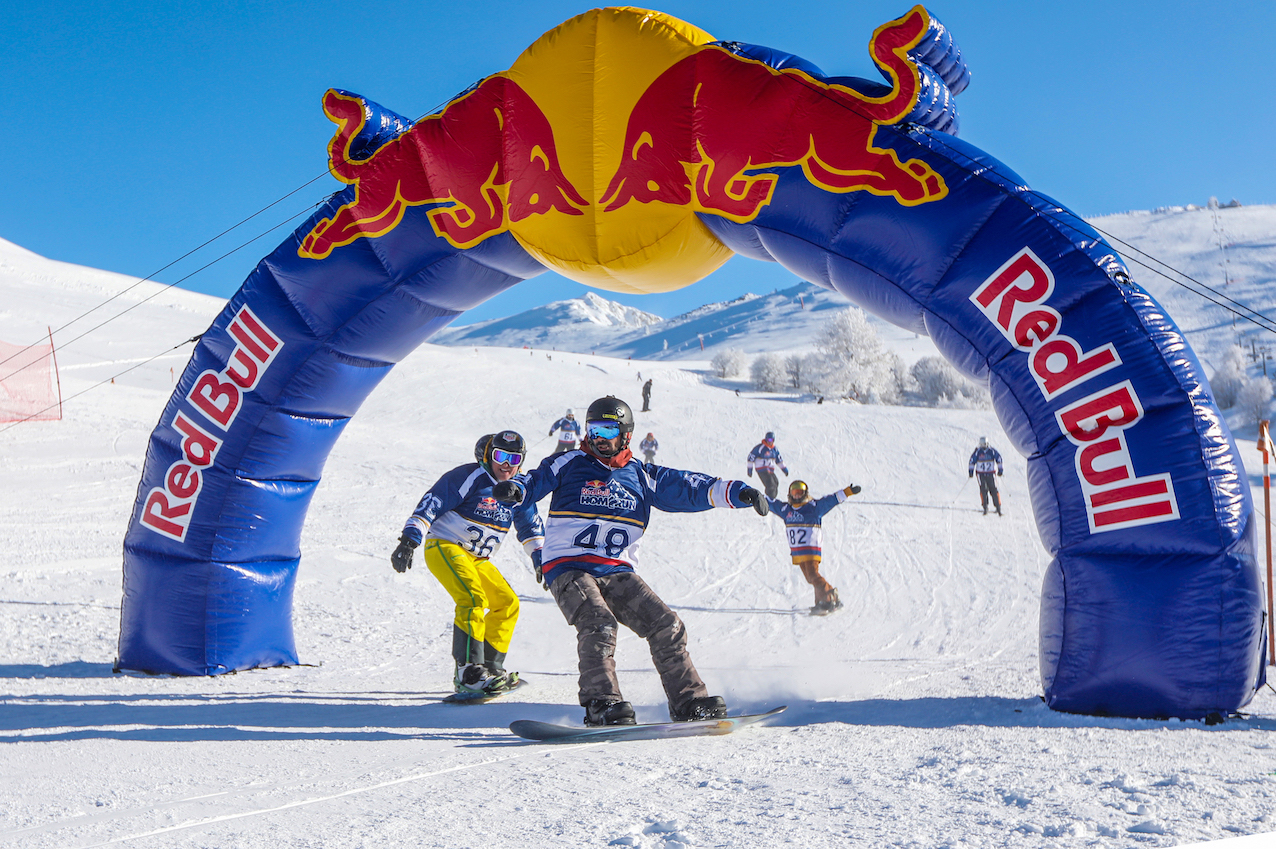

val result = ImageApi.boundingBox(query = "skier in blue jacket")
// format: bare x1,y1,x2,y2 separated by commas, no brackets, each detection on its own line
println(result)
746,432,789,499
390,431,545,696
968,436,1004,516
765,480,860,613
548,409,582,452
493,395,769,727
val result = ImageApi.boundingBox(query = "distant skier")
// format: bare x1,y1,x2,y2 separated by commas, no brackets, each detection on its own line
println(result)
766,480,860,614
639,432,659,463
548,409,582,452
390,431,545,696
968,436,1004,515
492,395,769,727
641,379,653,412
746,431,789,500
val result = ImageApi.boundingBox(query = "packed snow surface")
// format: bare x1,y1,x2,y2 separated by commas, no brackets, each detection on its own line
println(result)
1,218,1275,848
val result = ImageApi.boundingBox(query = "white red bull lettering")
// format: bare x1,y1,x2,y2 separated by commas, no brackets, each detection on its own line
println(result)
971,248,1120,400
972,251,1178,534
140,306,283,542
1055,381,1178,532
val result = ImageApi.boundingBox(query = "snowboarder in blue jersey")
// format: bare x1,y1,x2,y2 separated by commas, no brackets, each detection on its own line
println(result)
765,480,861,613
493,396,769,727
548,409,582,452
390,431,545,696
746,431,789,499
968,436,1004,516
639,432,658,463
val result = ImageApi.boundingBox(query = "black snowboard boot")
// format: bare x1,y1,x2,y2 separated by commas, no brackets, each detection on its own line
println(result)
584,699,637,727
670,695,728,722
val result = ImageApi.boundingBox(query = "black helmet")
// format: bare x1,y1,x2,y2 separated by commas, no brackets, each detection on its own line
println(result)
474,434,494,464
585,396,634,454
480,430,525,474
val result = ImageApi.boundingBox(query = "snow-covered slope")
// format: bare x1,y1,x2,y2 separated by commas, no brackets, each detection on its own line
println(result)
1,236,1274,847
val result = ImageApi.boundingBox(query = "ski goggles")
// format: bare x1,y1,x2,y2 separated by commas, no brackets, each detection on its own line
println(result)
490,448,523,466
586,420,622,440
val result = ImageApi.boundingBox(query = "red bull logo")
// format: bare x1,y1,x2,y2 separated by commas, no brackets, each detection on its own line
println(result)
299,78,587,258
602,8,946,220
297,6,949,289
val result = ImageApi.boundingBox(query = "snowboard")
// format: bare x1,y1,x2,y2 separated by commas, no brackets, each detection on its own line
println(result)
443,677,528,704
509,705,786,743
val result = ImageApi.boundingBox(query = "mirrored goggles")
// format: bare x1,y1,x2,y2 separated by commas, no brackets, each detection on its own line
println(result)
586,420,621,440
490,448,523,466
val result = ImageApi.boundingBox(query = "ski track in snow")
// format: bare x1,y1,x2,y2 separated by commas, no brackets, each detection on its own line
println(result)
3,220,1276,848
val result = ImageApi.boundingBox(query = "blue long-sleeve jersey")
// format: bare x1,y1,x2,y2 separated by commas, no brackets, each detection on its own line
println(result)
514,449,754,582
764,489,853,558
747,443,787,474
402,463,544,560
549,417,582,442
968,446,1003,475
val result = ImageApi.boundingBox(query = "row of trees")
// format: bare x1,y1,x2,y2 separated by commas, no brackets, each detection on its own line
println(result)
712,311,1275,424
710,307,989,408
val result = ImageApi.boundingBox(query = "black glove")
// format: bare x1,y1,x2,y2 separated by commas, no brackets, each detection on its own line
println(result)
391,536,418,573
491,479,525,504
739,486,769,516
968,471,974,478
844,484,861,496
782,467,789,476
746,468,753,477
998,471,1003,477
531,548,548,591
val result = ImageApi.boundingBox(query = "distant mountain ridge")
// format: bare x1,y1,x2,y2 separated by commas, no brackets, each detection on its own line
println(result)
433,280,854,361
432,204,1276,368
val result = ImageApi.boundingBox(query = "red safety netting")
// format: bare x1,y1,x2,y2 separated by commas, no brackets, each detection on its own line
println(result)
0,337,61,422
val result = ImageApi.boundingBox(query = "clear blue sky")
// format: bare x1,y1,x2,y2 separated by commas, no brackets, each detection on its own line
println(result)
5,0,1272,325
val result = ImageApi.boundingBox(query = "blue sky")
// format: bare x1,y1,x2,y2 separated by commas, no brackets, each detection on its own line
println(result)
5,0,1273,325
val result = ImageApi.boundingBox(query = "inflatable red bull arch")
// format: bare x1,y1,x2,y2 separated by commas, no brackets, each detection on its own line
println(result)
119,5,1266,719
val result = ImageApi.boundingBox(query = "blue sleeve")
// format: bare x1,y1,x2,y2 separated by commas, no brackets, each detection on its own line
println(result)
523,456,561,504
765,496,786,515
651,466,752,512
512,499,545,543
402,465,469,542
813,492,843,518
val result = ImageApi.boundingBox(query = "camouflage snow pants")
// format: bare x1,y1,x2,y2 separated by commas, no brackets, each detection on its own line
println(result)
549,569,708,710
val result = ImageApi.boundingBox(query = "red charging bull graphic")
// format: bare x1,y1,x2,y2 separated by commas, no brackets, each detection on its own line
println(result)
602,8,946,220
299,78,588,258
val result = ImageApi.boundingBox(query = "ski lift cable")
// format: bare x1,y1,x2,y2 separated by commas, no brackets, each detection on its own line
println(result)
0,335,201,436
0,91,461,376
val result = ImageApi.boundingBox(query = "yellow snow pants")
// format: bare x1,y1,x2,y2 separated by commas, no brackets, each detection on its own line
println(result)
421,539,519,657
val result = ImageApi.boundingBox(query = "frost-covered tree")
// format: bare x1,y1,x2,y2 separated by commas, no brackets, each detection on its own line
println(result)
910,355,990,408
1210,345,1249,409
750,353,788,392
785,354,806,389
804,307,904,403
711,348,747,379
1235,376,1273,426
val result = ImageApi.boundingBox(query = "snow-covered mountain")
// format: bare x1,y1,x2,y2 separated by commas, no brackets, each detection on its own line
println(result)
433,203,1276,375
432,290,662,352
